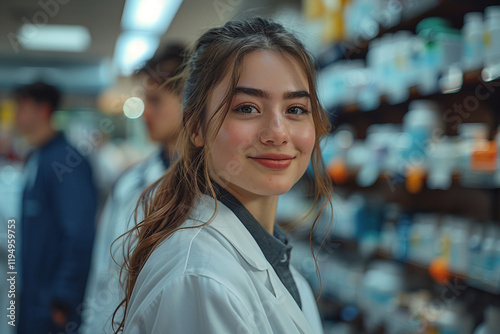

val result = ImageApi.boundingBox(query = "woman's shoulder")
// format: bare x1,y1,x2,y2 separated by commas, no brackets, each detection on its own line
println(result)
127,214,252,312
135,214,246,287
127,196,265,310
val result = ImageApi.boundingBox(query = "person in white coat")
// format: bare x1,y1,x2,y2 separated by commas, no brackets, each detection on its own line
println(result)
114,18,333,334
80,43,186,334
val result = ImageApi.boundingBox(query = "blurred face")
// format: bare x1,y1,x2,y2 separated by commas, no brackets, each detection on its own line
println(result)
201,50,316,197
15,98,46,136
141,80,182,143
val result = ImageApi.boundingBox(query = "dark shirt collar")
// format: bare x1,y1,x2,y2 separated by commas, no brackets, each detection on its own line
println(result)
210,182,302,308
211,182,292,265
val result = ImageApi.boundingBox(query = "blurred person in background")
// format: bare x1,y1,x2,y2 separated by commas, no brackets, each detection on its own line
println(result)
13,82,97,334
80,43,186,334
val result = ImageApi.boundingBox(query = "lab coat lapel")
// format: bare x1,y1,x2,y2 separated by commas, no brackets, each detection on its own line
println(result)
191,195,314,334
190,195,269,270
268,271,314,334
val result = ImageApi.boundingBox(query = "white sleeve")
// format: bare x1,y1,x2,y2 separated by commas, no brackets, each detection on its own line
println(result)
124,275,255,334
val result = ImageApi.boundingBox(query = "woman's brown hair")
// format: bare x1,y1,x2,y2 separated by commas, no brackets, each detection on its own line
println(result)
112,17,333,332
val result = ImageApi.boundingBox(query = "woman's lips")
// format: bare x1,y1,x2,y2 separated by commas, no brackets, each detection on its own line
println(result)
249,154,294,170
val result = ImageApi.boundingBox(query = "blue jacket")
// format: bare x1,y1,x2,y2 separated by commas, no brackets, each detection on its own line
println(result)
19,132,96,334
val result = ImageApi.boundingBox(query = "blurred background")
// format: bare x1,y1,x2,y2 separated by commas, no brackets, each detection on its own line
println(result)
1,0,500,333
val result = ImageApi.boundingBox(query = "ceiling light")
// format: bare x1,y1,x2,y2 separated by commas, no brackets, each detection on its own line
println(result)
121,0,183,33
18,24,91,52
113,32,160,76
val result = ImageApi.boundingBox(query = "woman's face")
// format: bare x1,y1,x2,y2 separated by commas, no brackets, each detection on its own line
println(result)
201,50,316,198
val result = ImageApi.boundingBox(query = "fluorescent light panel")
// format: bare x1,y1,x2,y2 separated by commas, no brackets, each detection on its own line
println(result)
121,0,183,33
18,24,91,52
114,32,160,76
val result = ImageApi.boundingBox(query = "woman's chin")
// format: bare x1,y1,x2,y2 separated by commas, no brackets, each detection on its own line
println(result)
251,180,294,197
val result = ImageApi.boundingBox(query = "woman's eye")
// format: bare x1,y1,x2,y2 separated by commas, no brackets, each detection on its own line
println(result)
287,106,309,115
235,105,259,114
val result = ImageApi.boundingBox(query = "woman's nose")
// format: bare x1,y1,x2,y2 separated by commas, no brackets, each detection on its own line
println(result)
259,111,289,145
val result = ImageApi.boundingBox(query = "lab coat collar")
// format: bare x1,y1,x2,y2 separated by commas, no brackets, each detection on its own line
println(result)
190,194,270,271
189,195,315,334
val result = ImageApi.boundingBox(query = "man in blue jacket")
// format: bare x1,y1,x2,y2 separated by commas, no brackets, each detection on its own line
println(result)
14,82,96,333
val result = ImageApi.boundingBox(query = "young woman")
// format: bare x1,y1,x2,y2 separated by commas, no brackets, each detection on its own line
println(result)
114,17,333,334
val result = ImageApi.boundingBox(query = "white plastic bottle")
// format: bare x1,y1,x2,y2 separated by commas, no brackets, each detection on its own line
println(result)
449,217,470,274
427,137,457,190
386,31,412,105
484,6,500,68
462,12,484,70
402,100,443,172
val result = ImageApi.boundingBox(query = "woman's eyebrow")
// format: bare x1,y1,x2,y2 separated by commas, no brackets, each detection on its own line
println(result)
234,86,270,99
234,86,310,100
283,90,310,100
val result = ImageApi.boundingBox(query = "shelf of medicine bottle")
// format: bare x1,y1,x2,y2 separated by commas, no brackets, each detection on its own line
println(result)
332,68,500,116
310,234,466,279
327,168,500,224
377,251,500,295
317,0,500,67
289,237,500,331
331,170,500,191
305,234,500,296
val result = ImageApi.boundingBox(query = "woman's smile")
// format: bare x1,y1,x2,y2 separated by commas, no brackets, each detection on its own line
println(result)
248,153,295,170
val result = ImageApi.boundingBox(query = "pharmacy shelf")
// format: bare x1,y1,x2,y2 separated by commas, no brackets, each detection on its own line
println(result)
330,169,500,191
317,0,500,68
378,251,500,295
325,68,500,144
329,170,500,221
290,234,500,333
305,233,500,296
335,68,500,115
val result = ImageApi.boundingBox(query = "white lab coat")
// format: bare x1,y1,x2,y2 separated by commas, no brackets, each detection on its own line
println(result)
81,151,166,334
123,195,323,334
